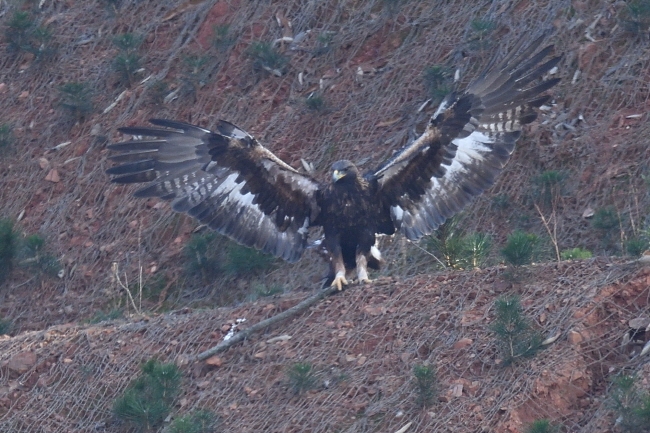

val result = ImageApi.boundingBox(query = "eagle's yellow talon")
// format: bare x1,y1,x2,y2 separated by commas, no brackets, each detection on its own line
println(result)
359,278,373,284
331,275,348,291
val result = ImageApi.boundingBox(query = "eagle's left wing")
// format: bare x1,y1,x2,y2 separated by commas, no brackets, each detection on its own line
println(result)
107,119,320,262
372,37,561,240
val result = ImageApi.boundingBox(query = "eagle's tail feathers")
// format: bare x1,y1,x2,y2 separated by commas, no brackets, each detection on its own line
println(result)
368,245,383,270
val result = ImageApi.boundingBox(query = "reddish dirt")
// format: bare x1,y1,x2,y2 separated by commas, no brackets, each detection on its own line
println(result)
1,260,650,432
1,0,650,431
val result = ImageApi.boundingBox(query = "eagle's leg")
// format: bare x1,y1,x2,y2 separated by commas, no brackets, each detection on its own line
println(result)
330,254,348,291
356,252,372,284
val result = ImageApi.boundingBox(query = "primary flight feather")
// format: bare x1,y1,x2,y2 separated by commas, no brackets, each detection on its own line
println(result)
107,36,561,290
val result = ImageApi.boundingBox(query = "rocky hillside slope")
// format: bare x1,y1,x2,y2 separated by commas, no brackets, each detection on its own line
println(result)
1,0,650,431
2,260,650,432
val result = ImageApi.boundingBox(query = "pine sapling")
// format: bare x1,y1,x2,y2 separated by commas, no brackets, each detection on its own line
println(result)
170,409,218,433
287,362,317,395
490,296,543,366
0,219,17,284
501,230,540,267
525,419,560,433
610,374,650,433
113,359,182,431
412,364,437,408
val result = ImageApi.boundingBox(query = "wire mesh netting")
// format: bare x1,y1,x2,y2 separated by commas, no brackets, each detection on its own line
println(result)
1,0,650,430
1,259,649,432
0,0,648,314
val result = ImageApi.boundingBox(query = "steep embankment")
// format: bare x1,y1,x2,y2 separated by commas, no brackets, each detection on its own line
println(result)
1,0,650,431
1,260,650,432
0,0,648,327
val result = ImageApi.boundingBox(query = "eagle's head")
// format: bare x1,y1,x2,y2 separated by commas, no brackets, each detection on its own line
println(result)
331,160,358,183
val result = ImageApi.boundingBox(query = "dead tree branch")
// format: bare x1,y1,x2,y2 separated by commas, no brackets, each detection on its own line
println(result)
193,286,338,361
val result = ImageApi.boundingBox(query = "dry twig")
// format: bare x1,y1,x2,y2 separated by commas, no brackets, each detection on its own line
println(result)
535,203,560,262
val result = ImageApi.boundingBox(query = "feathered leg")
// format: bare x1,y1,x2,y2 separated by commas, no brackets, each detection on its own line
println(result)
356,253,372,284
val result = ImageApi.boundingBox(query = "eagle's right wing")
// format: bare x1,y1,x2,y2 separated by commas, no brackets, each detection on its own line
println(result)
107,119,320,262
372,36,561,240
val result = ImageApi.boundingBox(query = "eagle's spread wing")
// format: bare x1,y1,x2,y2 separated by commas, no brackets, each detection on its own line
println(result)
107,119,320,262
372,37,560,240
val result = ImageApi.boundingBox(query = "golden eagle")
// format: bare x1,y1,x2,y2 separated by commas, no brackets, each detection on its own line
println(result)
107,37,560,290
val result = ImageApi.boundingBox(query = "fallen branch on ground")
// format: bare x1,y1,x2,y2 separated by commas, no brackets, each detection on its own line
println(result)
193,285,338,361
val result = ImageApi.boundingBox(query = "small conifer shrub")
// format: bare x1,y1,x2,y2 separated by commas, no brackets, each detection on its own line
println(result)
0,316,12,335
0,124,14,151
620,0,650,35
426,216,492,269
180,55,211,99
100,0,122,12
490,296,543,366
610,374,650,433
463,232,492,268
27,26,54,60
491,193,510,211
114,52,142,86
147,80,170,105
251,283,284,299
170,409,218,433
305,93,325,111
4,11,54,60
427,218,467,269
19,234,61,278
224,243,274,276
287,362,317,395
382,0,403,15
525,419,560,433
0,219,17,284
412,364,437,408
501,230,540,266
58,82,93,121
113,359,181,431
113,33,142,51
626,236,648,257
86,308,123,324
423,65,452,101
113,33,143,86
247,41,288,76
185,233,274,280
471,19,496,37
468,19,496,50
532,170,566,208
591,206,621,251
184,232,222,282
591,206,620,231
314,32,334,56
211,24,234,51
560,247,592,260
5,11,33,52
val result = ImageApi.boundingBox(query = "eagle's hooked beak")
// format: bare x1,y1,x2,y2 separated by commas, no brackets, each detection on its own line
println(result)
332,169,345,182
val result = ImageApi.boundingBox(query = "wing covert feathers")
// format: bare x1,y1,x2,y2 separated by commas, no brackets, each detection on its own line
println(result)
374,38,561,240
107,119,320,262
